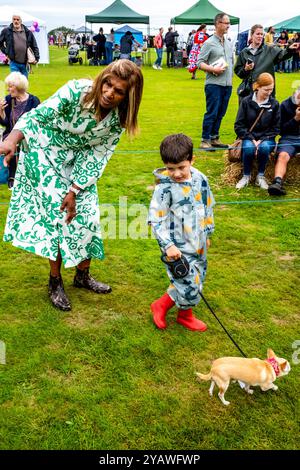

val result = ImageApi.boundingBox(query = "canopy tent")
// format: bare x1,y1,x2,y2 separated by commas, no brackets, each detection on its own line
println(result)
171,0,240,26
85,0,149,25
114,25,143,46
272,15,300,32
0,4,49,64
74,26,94,35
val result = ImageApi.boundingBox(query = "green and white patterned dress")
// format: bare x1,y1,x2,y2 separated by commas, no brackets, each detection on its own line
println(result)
3,79,124,267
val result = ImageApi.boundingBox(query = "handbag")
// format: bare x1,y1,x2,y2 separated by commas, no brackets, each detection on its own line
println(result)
228,109,265,163
0,155,9,184
237,77,252,98
27,47,36,64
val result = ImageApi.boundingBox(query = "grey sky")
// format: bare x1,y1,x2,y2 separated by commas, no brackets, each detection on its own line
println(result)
6,0,300,33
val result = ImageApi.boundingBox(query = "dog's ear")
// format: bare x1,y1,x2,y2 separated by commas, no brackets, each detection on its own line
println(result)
267,348,275,358
280,361,289,372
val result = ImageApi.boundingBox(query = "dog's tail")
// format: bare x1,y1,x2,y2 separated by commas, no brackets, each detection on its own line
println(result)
195,371,212,381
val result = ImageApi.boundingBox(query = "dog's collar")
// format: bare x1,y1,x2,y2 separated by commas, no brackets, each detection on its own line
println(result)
266,357,280,377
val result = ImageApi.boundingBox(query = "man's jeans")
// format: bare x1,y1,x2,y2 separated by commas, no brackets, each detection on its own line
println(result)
154,48,163,67
202,84,232,140
242,139,275,175
10,61,28,78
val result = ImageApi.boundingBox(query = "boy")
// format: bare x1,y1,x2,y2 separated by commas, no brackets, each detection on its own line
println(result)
148,134,215,331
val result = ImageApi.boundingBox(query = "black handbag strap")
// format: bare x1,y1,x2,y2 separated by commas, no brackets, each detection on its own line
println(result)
249,108,264,133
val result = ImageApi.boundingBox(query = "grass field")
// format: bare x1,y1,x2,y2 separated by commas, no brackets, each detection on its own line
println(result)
0,47,299,450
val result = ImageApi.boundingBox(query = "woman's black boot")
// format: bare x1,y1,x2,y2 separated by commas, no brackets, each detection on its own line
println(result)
74,268,112,294
48,275,71,311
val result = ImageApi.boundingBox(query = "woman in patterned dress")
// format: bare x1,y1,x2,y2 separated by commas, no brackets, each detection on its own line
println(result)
188,25,208,80
0,59,143,312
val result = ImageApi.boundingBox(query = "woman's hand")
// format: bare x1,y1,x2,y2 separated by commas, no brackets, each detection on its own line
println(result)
166,245,182,260
0,99,7,119
0,140,17,167
244,62,254,71
60,192,77,225
0,130,24,166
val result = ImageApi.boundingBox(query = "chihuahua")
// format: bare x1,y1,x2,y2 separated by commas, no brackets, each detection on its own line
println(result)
196,349,290,406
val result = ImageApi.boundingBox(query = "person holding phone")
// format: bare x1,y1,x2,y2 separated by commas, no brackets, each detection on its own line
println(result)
235,24,298,101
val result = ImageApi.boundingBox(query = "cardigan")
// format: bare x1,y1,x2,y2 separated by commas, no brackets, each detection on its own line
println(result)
0,93,40,138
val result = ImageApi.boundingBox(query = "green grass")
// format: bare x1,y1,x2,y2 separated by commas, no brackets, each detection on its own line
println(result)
0,47,299,450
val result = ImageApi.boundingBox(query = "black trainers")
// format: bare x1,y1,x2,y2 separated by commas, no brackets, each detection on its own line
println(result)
268,181,286,196
7,178,14,191
74,268,112,294
48,275,71,311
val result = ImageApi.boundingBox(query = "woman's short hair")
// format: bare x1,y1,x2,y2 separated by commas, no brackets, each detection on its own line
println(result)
250,24,264,36
160,134,193,164
252,72,274,90
5,71,28,92
83,59,143,136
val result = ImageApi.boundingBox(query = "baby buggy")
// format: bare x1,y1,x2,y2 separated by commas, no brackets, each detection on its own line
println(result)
68,45,83,65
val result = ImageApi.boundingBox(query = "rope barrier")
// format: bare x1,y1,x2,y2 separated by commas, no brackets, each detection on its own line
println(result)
113,143,300,154
0,199,299,207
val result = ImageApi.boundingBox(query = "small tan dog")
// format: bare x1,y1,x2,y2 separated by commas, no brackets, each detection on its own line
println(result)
196,349,290,406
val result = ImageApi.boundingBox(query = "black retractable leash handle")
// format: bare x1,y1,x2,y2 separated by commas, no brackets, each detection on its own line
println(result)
200,292,248,358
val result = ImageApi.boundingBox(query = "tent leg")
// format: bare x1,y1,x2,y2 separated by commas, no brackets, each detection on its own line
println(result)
147,23,151,66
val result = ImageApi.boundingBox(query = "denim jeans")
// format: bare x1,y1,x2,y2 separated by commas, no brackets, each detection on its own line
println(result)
10,61,28,78
155,48,163,66
202,84,232,140
105,42,113,64
242,139,275,175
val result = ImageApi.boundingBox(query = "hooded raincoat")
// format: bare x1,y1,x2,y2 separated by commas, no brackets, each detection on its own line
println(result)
148,167,215,308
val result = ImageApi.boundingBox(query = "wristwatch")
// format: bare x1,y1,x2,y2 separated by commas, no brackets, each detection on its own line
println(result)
69,186,80,196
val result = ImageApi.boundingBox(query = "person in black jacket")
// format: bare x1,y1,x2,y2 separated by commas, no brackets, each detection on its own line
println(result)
234,24,298,102
164,27,179,68
234,73,280,190
0,72,40,189
268,87,300,196
93,27,106,65
0,15,39,78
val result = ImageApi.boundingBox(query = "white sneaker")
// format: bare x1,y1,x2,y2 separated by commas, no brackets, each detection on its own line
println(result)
152,64,158,70
157,66,162,70
255,175,268,190
236,175,250,189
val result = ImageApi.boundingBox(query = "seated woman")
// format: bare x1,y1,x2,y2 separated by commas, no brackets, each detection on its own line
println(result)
0,72,40,189
234,73,280,190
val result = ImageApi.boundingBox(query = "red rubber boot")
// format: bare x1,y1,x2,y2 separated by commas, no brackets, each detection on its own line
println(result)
151,293,175,329
176,309,207,331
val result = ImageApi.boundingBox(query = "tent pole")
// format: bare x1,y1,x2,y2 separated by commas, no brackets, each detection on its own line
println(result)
147,22,151,66
84,20,87,65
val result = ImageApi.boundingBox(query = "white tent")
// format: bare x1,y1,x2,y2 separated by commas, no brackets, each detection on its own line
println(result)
0,5,49,64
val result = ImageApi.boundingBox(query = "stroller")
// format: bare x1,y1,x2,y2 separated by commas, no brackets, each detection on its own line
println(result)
68,45,83,65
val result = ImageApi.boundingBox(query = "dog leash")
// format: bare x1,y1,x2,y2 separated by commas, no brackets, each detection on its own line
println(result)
200,292,247,358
